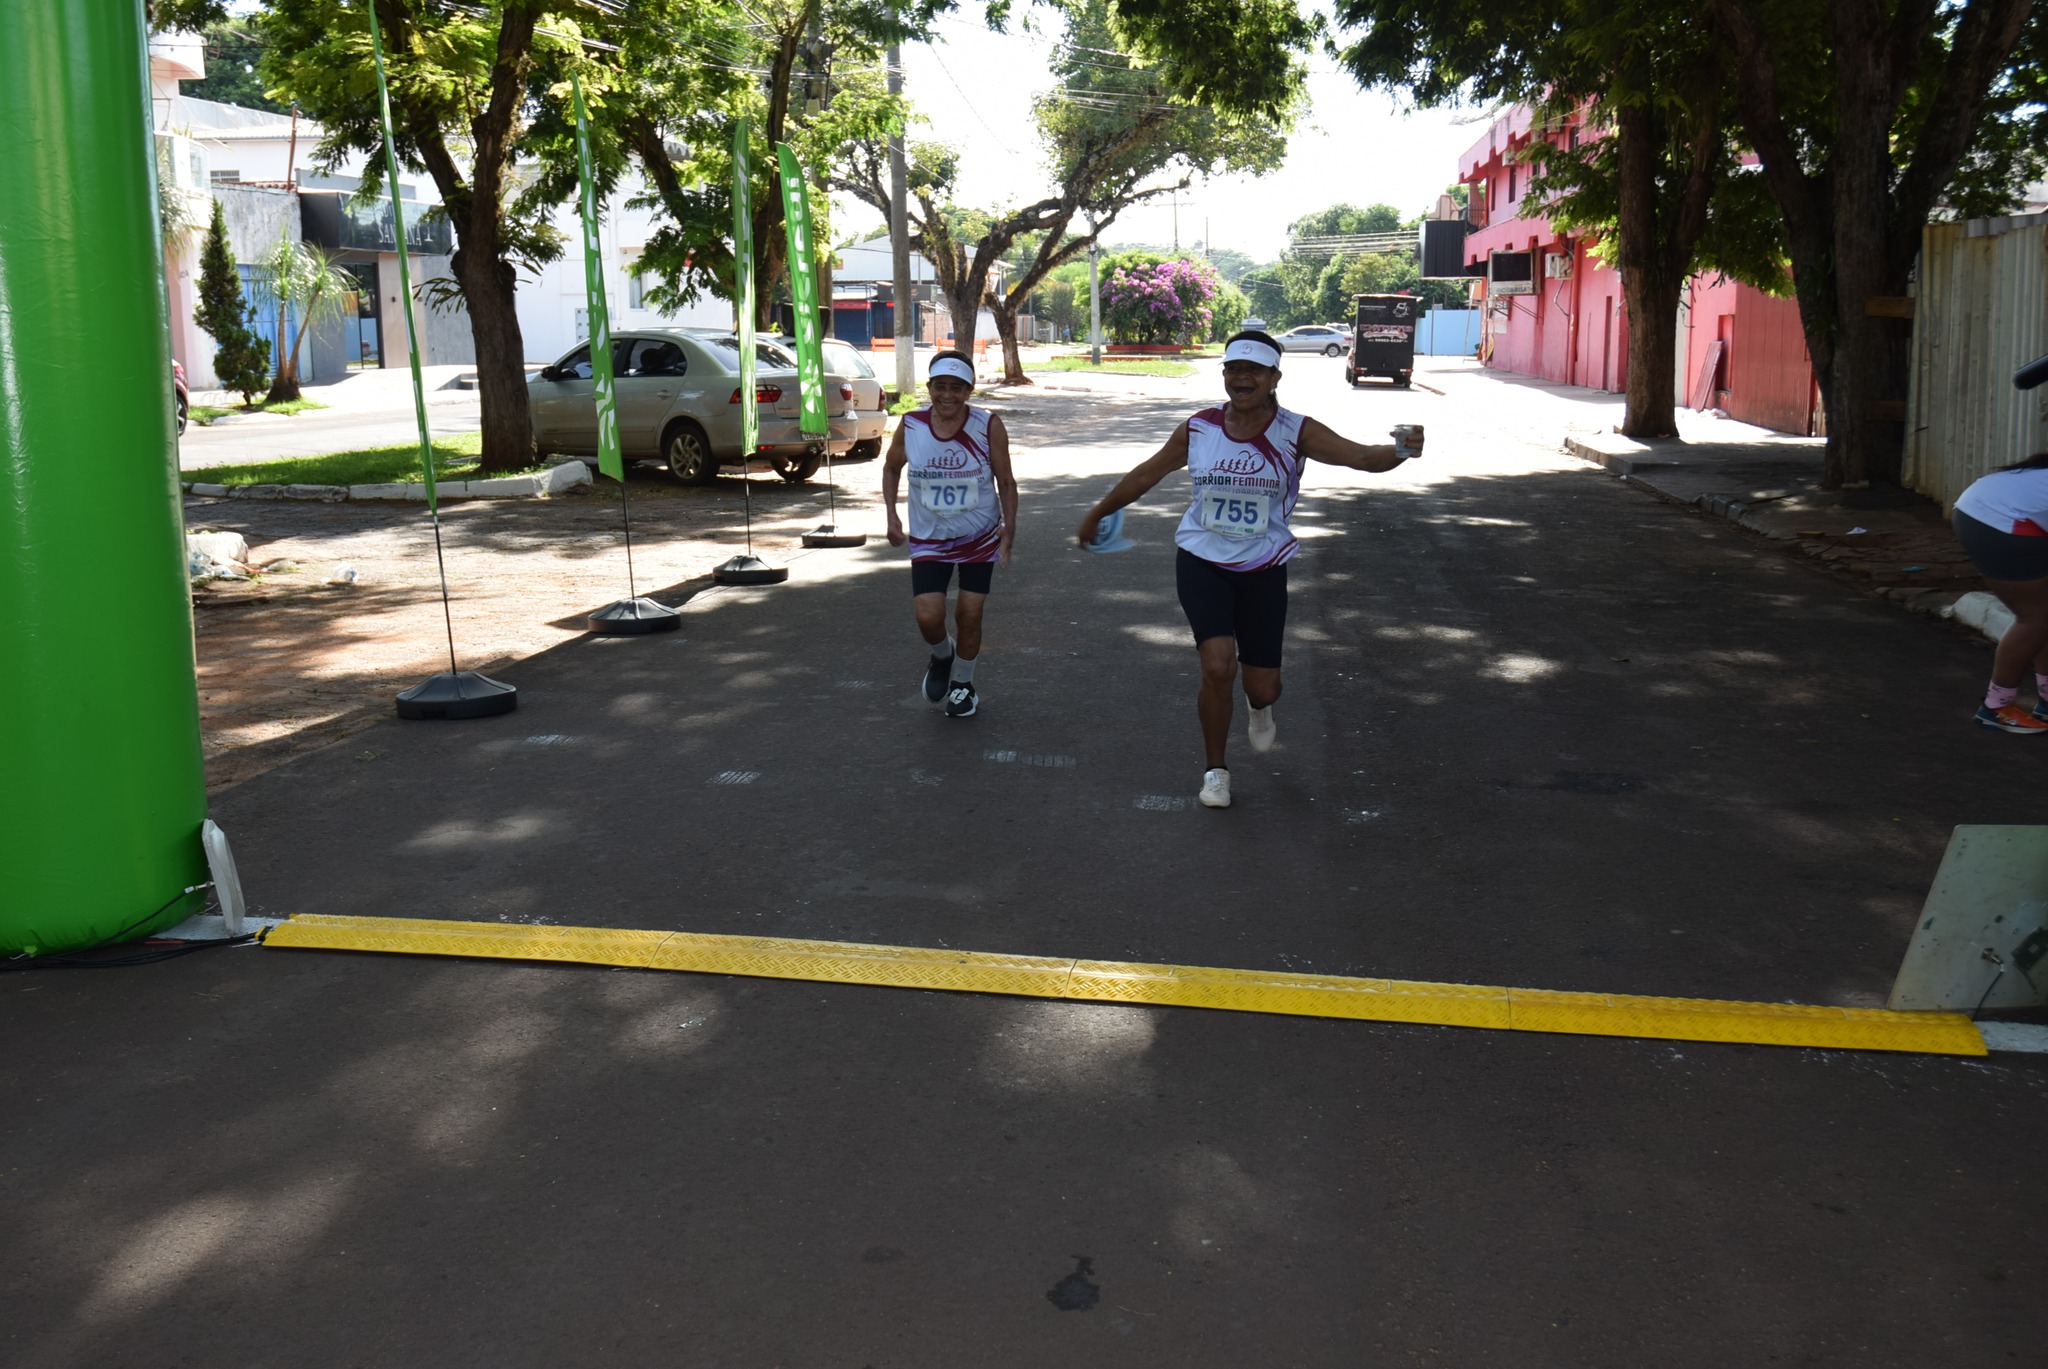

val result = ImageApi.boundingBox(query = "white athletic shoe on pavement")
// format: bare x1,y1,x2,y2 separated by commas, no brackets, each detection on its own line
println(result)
1198,767,1232,809
1247,705,1276,753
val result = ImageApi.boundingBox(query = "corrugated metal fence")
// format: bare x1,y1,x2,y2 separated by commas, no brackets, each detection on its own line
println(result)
1904,212,2048,508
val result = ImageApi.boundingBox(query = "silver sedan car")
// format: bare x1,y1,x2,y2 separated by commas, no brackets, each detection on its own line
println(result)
769,334,888,459
1274,323,1350,356
529,330,858,484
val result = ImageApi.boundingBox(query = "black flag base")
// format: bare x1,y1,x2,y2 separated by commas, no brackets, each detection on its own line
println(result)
395,671,519,720
713,554,789,586
587,597,683,634
801,523,868,548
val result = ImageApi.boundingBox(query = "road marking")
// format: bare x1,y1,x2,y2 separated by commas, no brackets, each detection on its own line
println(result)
260,914,1987,1057
708,770,760,786
1976,1022,2048,1054
524,734,574,746
1134,795,1190,811
983,750,1078,768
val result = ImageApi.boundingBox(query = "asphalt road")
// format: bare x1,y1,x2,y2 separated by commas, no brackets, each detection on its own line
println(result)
9,355,2047,1367
177,393,483,467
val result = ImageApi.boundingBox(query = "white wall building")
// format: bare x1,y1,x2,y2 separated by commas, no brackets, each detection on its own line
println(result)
151,35,470,391
518,183,732,364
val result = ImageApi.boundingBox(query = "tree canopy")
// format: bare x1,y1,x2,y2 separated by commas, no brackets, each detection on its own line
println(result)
1711,0,2041,484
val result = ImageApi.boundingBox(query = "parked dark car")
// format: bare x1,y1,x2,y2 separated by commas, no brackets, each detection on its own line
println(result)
173,360,189,436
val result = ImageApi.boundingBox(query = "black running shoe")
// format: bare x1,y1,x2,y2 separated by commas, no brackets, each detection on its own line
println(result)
944,682,978,717
922,653,952,704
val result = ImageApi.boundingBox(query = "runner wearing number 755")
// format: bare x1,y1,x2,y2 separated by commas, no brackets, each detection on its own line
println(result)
1075,329,1423,808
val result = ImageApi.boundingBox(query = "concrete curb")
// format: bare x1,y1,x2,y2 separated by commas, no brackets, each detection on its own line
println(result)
1564,434,2000,645
185,461,594,503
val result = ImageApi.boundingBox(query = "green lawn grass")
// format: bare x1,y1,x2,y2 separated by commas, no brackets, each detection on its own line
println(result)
185,433,553,487
1031,355,1197,377
188,397,329,426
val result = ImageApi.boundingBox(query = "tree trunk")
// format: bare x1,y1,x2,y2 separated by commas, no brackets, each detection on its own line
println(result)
992,302,1030,385
946,277,981,353
1619,267,1683,438
265,299,313,405
262,298,297,405
264,361,301,405
452,246,534,475
1613,102,1683,439
1820,23,1914,488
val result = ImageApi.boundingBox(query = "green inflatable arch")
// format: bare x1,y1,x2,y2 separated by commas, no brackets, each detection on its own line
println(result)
0,1,211,954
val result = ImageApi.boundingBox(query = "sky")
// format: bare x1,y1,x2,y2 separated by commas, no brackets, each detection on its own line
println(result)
830,6,1494,264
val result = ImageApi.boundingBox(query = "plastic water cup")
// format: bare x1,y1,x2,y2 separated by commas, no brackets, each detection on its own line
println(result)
1087,509,1135,554
1392,424,1424,459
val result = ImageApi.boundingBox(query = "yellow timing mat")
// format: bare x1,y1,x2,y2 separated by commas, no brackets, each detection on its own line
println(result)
263,914,1987,1057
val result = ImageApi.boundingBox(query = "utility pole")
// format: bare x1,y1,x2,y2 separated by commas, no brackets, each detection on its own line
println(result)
1087,214,1102,366
887,39,915,401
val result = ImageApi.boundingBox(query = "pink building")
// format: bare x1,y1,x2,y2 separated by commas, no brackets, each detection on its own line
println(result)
1457,108,1818,435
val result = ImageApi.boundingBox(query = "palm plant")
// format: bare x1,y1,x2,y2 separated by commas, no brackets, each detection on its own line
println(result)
258,230,352,404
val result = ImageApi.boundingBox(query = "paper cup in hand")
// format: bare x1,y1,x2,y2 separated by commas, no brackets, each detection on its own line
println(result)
1088,508,1135,554
1392,424,1424,459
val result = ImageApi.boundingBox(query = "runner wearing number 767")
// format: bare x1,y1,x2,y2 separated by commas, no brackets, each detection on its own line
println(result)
885,351,1018,719
1075,329,1424,808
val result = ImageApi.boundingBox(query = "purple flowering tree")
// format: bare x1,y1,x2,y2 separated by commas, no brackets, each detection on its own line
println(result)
1101,253,1222,346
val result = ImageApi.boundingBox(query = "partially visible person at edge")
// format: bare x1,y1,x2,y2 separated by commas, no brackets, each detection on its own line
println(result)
1951,451,2048,733
883,350,1017,719
1075,329,1423,808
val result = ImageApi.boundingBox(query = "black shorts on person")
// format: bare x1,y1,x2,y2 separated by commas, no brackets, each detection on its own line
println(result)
911,560,995,596
1176,547,1288,668
1954,509,2048,582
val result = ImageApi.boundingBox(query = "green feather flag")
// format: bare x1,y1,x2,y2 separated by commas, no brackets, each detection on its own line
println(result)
732,117,757,458
570,69,623,484
361,0,437,511
777,144,828,438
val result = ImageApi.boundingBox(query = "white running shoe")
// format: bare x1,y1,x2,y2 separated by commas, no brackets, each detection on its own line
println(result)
1247,705,1276,753
1198,767,1232,809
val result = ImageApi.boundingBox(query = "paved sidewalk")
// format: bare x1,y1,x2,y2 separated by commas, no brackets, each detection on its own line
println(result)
1408,357,2002,641
187,362,481,413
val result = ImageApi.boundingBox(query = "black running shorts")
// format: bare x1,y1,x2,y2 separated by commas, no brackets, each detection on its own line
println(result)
1175,548,1288,669
911,560,995,596
1954,509,2048,583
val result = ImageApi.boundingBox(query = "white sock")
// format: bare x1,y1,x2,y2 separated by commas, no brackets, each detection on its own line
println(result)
950,653,978,684
929,635,954,660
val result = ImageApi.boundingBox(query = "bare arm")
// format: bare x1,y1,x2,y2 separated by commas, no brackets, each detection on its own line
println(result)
988,414,1018,566
1076,422,1191,548
881,420,909,546
1297,416,1420,472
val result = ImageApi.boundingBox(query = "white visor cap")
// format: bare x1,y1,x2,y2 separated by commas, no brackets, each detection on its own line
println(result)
1223,338,1282,368
928,357,975,385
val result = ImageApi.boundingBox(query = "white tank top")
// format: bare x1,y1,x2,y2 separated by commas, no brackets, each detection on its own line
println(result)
1956,467,2048,535
1175,405,1307,571
903,407,1002,563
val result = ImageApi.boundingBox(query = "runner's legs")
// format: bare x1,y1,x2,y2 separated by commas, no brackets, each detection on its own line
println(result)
953,590,987,659
1197,635,1237,769
912,592,950,647
1242,664,1282,710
